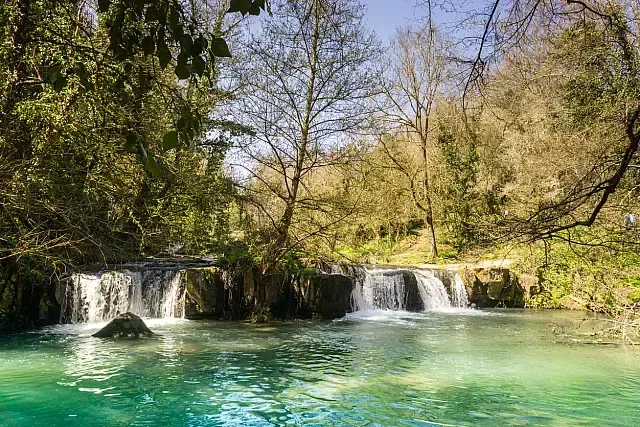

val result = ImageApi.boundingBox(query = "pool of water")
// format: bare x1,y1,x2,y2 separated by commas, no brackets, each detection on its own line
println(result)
0,309,638,426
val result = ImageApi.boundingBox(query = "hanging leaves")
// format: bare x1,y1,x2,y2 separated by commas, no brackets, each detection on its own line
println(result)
162,131,179,151
48,0,271,177
228,0,269,16
210,38,232,58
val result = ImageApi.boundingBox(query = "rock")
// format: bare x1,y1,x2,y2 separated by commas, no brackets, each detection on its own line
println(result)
460,267,527,308
402,271,423,311
259,272,292,318
294,273,353,319
0,269,60,332
184,267,225,319
92,312,154,338
518,273,540,298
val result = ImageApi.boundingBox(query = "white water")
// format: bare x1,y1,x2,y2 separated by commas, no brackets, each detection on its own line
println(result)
354,269,407,311
348,266,469,313
452,273,470,308
61,269,186,324
413,270,452,310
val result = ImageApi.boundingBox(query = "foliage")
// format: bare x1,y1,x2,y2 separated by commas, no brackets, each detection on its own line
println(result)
0,0,238,278
4,0,640,329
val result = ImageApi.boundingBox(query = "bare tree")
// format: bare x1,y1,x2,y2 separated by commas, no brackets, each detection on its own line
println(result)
229,0,379,270
375,23,449,258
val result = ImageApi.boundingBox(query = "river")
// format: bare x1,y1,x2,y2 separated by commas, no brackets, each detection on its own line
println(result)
1,309,638,426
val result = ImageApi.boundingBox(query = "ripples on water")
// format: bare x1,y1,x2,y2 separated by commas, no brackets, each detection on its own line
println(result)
1,310,639,426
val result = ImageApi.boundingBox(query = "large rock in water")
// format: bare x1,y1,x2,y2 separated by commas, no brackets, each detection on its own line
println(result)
92,312,154,338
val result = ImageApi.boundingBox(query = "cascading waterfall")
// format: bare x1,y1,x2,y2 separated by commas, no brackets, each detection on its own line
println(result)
60,269,186,324
451,273,470,308
413,270,451,310
347,265,469,312
354,269,407,311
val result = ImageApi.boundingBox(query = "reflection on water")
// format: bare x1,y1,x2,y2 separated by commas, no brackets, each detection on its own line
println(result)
1,310,639,426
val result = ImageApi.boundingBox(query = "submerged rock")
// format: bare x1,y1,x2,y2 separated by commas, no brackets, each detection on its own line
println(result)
92,312,154,338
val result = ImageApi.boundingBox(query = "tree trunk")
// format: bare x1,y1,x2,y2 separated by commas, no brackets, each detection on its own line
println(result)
425,204,438,258
262,1,321,272
420,125,438,258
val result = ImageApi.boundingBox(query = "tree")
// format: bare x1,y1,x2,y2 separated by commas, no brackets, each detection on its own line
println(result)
375,24,449,258
229,0,379,270
460,0,640,243
0,0,235,272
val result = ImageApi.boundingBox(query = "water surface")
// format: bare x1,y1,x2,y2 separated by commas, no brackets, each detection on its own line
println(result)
0,310,638,426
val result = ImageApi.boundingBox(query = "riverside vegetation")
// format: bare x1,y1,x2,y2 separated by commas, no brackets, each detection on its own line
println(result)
1,0,640,340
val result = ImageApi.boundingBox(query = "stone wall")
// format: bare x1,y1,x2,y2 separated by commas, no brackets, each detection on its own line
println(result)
293,273,353,319
0,260,541,332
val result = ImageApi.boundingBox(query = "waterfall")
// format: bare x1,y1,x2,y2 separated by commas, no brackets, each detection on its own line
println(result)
413,270,451,310
60,269,186,324
351,269,407,311
451,273,470,308
346,266,469,312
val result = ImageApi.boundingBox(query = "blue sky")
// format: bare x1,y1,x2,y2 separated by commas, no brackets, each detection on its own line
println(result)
245,1,465,46
363,0,462,44
364,0,425,43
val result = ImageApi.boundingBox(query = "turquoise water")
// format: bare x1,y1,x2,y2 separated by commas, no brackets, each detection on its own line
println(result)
0,309,638,426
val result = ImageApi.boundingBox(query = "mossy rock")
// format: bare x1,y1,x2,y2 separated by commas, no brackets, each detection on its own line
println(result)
295,274,353,319
459,267,526,308
92,312,154,338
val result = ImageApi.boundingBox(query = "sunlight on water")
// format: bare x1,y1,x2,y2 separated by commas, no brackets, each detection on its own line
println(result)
342,307,499,325
1,310,639,426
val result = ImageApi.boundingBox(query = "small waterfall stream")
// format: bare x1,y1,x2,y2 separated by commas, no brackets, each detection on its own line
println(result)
60,269,186,324
413,270,452,310
343,265,469,312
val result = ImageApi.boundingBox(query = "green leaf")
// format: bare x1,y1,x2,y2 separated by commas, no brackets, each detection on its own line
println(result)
142,36,155,56
125,132,139,152
210,38,232,58
172,23,184,40
46,65,62,81
249,4,261,16
75,63,94,91
168,7,179,27
144,5,157,21
97,0,111,13
143,154,161,178
53,74,67,92
176,51,188,67
175,64,190,79
192,54,206,76
191,36,204,56
135,0,148,11
180,34,193,53
162,130,179,151
158,47,172,69
227,0,252,14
